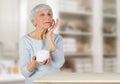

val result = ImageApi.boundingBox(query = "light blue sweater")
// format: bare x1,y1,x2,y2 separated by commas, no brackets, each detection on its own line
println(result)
19,34,65,84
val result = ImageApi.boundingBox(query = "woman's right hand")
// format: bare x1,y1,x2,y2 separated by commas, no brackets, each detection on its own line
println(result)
27,56,37,72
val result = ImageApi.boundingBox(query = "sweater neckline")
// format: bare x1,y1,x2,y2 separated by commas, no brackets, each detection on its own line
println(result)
26,35,47,41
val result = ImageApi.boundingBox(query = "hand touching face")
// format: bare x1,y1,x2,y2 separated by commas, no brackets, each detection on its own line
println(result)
46,19,59,38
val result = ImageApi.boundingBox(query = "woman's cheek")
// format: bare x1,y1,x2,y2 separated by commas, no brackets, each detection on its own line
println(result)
52,19,54,23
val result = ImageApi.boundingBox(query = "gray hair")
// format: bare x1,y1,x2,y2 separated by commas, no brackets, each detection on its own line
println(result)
30,4,53,22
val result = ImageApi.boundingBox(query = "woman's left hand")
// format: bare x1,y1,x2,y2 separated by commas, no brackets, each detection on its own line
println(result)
45,57,51,65
46,19,59,39
37,57,51,65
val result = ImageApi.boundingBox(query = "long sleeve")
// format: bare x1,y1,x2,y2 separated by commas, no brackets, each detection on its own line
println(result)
19,37,34,78
50,35,65,69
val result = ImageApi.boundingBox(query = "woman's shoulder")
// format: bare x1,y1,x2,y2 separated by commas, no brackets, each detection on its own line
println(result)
19,35,34,49
20,35,31,41
19,35,33,45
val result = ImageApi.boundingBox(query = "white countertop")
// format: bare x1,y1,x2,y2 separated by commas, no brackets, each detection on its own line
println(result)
34,72,120,83
0,74,25,82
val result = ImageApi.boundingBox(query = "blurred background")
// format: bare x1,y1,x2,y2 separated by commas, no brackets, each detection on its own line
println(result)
0,0,120,84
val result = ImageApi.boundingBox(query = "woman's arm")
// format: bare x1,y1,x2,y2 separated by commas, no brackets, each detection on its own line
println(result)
46,19,65,69
47,35,65,69
47,36,57,52
19,38,36,78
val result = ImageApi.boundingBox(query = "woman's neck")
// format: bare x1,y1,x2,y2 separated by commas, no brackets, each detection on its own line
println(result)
29,27,47,40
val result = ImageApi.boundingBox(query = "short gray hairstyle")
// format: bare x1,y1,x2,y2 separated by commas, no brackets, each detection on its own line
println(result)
30,4,53,22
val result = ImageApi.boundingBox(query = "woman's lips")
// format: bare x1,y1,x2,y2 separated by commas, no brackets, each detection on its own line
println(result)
44,22,51,24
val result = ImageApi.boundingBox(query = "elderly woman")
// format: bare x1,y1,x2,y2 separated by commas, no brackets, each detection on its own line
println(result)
19,4,65,84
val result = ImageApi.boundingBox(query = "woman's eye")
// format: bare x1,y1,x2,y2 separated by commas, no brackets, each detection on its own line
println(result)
40,14,45,16
48,13,52,16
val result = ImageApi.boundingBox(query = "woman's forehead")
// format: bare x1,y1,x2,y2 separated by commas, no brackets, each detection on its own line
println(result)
36,9,52,14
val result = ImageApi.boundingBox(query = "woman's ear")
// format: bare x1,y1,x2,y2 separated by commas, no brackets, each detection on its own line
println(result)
32,19,37,26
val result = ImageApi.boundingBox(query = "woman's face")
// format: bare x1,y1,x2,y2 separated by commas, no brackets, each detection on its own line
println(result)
33,9,53,29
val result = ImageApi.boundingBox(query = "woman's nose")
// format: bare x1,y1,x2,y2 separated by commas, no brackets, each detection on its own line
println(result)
45,15,51,19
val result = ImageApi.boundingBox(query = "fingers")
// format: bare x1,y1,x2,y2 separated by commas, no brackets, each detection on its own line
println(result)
48,19,59,32
32,56,36,61
38,60,47,65
52,19,59,30
52,19,58,28
54,19,59,28
52,19,55,26
45,57,51,65
37,57,51,65
32,56,38,65
48,20,55,30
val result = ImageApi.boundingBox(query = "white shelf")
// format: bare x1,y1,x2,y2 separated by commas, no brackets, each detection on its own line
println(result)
64,52,92,57
104,53,116,56
104,14,116,18
59,31,92,36
60,10,92,16
103,33,116,37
